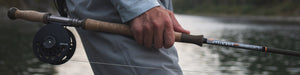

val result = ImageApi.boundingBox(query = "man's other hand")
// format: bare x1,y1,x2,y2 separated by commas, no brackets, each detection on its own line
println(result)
130,6,190,49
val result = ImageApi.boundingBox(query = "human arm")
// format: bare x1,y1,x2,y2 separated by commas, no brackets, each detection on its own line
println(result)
130,6,190,48
110,0,190,48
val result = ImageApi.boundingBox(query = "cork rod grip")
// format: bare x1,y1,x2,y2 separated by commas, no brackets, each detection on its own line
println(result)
7,7,201,44
8,7,47,23
83,19,183,41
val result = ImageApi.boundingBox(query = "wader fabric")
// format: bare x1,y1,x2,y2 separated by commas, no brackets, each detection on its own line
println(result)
66,0,182,75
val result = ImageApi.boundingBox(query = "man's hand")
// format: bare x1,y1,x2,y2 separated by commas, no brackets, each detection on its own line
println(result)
130,6,190,48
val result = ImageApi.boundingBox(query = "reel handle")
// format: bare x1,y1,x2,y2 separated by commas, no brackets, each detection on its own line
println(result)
7,7,204,46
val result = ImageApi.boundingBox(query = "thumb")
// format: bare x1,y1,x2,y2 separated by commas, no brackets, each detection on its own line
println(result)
174,24,190,34
168,11,190,34
169,13,190,34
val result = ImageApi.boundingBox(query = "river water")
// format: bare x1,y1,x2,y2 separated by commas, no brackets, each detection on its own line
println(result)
175,14,300,75
1,7,300,75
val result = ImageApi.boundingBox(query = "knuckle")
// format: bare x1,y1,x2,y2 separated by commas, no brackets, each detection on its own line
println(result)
152,19,159,25
134,27,143,33
165,42,174,48
165,22,172,28
167,10,172,14
153,22,161,29
165,20,171,25
144,25,151,31
163,17,172,24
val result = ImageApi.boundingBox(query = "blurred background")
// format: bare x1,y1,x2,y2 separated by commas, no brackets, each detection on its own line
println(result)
173,0,300,16
0,0,300,75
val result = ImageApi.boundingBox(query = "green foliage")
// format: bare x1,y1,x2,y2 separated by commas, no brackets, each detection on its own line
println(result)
173,0,300,16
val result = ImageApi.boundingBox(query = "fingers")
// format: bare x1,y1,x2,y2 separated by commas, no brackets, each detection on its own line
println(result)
169,11,190,34
163,17,175,48
131,21,144,45
153,21,164,48
143,22,153,48
130,7,185,49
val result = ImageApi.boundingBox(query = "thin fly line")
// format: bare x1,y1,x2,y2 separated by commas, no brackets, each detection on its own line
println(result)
69,60,245,73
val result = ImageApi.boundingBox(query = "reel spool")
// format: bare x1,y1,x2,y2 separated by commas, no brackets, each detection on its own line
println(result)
33,24,76,65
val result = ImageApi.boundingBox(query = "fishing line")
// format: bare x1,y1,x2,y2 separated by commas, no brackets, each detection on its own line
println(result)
68,60,245,73
8,8,300,74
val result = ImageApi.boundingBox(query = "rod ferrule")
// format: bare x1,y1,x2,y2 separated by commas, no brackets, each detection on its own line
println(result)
43,13,51,23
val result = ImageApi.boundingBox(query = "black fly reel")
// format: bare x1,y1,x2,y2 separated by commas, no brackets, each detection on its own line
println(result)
33,24,76,65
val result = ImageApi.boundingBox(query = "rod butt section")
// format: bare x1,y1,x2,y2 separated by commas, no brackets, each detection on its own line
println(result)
8,7,18,20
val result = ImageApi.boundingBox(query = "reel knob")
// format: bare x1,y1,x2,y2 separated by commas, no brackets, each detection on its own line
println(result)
43,36,56,48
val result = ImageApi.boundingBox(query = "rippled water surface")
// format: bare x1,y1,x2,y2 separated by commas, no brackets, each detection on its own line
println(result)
175,14,300,75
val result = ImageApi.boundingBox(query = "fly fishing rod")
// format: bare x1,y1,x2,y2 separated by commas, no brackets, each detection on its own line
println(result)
7,7,300,64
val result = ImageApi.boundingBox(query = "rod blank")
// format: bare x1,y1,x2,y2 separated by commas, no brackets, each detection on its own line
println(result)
7,7,300,57
267,47,300,57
